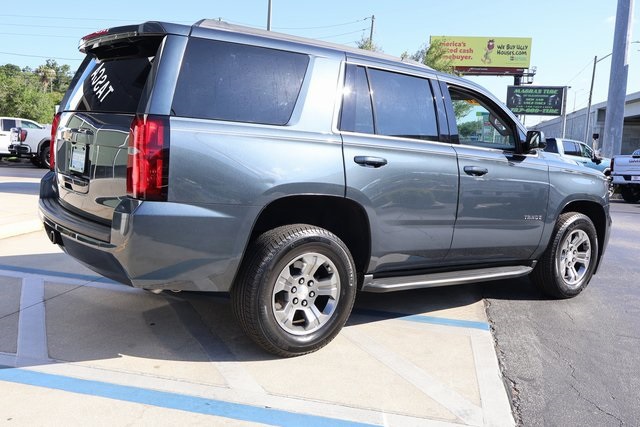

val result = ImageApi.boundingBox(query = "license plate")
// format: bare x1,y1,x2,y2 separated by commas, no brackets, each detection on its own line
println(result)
631,176,640,181
69,144,87,174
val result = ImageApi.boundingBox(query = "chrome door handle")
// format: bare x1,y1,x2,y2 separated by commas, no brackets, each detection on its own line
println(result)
354,156,388,168
463,166,488,176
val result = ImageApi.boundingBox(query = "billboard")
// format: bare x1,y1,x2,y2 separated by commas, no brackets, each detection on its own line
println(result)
429,36,532,75
506,86,565,116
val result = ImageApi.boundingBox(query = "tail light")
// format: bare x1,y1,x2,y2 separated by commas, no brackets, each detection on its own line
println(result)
18,129,27,142
126,115,170,201
50,112,61,171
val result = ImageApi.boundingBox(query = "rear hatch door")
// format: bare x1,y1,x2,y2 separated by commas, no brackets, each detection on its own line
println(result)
54,31,165,226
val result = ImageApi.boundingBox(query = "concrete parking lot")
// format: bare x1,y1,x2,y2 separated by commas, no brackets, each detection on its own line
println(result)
0,160,514,426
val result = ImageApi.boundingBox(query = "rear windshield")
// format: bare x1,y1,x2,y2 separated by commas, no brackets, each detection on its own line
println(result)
63,37,161,113
171,38,309,126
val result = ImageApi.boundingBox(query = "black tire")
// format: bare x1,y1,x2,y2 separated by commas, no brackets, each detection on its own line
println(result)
231,224,357,357
620,186,640,203
531,212,598,299
39,143,51,169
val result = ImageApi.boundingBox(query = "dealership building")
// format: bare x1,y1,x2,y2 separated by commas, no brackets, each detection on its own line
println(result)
531,91,640,155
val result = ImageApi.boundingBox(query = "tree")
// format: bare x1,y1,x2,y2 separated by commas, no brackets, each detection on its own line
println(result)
457,119,480,139
404,39,455,74
36,64,56,92
357,35,381,52
0,60,69,123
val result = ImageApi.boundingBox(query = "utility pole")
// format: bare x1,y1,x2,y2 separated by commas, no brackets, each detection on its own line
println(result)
267,0,272,31
369,15,375,45
602,0,634,157
584,55,598,143
561,86,569,138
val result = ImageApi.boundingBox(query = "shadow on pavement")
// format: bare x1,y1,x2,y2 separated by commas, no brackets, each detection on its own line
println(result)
1,250,547,365
0,182,41,195
480,276,549,302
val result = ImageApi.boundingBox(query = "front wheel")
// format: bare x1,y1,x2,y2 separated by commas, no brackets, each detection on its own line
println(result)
231,224,357,357
531,212,598,299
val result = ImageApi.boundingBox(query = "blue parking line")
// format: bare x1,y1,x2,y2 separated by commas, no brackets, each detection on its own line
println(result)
353,308,491,331
0,367,375,427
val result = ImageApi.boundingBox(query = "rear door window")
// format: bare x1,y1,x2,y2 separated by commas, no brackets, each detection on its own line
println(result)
340,65,374,134
339,64,439,141
368,68,438,140
172,38,309,125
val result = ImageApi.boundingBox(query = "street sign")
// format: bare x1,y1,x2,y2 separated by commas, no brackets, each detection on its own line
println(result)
506,86,565,116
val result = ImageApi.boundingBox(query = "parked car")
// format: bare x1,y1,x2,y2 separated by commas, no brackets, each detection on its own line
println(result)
610,148,640,203
544,138,611,174
0,117,52,167
39,20,611,357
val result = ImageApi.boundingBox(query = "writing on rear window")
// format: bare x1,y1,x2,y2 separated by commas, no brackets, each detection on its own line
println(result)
66,56,153,113
90,63,115,103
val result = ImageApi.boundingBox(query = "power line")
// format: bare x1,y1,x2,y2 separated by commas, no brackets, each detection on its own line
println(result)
565,58,596,85
0,13,192,23
315,28,369,41
274,18,368,31
0,51,81,61
1,22,97,30
0,32,77,39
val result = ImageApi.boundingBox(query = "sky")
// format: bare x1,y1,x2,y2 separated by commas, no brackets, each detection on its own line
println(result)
1,0,637,126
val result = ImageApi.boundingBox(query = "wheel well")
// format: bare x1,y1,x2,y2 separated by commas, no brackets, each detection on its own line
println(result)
561,201,607,266
38,139,50,153
248,196,371,282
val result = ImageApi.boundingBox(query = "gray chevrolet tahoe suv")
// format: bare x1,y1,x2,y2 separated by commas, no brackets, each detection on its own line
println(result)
39,20,611,356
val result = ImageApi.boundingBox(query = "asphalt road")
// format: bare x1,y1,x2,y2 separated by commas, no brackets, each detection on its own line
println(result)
484,200,640,426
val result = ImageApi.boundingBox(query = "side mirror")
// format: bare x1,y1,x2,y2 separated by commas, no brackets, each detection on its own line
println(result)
523,130,545,153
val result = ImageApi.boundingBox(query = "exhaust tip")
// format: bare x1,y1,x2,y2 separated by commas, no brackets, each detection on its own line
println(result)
45,226,63,246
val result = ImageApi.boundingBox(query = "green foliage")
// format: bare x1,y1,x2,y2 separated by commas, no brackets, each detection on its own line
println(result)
357,35,381,52
457,119,480,138
0,60,72,123
453,99,475,121
407,39,455,74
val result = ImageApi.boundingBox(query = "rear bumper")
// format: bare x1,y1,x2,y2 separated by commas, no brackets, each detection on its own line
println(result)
39,171,252,292
611,174,640,185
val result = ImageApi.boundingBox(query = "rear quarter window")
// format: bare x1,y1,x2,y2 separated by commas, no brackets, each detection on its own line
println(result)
1,119,17,131
171,38,309,125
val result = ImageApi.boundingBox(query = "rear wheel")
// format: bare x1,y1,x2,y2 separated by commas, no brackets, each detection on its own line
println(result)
232,224,357,357
620,186,640,203
531,212,598,299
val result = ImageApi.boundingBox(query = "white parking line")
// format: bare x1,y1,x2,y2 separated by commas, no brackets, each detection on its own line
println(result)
343,328,484,426
1,268,514,426
16,277,49,366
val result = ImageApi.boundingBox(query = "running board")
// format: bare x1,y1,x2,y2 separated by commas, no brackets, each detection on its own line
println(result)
362,265,533,293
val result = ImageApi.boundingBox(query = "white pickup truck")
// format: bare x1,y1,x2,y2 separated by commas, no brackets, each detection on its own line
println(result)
610,149,640,203
0,116,52,168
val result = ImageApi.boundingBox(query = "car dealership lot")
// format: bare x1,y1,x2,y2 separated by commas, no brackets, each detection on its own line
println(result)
0,161,513,426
